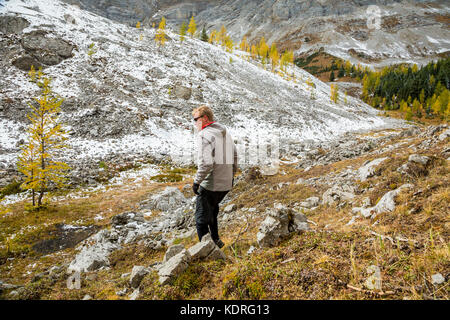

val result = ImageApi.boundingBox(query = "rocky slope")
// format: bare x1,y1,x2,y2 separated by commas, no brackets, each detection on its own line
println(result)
0,0,405,189
0,121,448,300
61,0,450,68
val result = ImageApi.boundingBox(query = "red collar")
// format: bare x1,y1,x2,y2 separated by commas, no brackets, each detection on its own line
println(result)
201,121,215,130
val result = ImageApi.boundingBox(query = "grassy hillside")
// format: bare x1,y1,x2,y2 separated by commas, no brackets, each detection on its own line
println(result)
1,125,448,300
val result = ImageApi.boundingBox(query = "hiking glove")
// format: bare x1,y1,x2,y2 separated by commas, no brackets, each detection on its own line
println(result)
192,183,200,195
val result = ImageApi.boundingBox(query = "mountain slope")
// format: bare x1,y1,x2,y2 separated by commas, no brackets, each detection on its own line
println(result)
0,0,404,187
61,0,450,68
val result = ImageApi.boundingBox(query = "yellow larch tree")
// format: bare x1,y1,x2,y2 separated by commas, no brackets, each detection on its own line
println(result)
18,72,70,207
209,29,217,44
269,43,279,72
224,35,233,53
330,83,339,103
155,17,167,47
258,37,269,65
250,44,257,60
239,36,249,52
218,25,227,45
188,15,197,37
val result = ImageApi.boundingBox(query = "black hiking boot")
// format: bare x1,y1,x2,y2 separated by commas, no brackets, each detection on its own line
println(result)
214,239,225,248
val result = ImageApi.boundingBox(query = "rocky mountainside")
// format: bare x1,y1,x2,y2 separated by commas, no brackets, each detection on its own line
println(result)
61,0,450,68
0,0,404,188
0,119,448,300
0,0,448,302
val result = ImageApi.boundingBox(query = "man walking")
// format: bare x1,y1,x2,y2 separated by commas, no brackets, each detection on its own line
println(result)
192,105,238,248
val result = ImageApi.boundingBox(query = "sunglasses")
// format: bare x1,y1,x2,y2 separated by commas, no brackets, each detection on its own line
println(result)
193,115,203,122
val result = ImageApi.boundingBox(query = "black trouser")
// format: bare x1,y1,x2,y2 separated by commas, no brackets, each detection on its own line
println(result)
195,186,229,242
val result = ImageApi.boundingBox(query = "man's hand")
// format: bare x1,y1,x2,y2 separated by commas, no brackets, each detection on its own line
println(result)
192,183,200,195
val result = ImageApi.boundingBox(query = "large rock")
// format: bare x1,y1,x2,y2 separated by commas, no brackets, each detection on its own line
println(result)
11,30,75,70
163,244,185,262
257,204,308,248
0,16,30,34
158,249,191,285
408,154,429,165
358,158,388,181
11,55,42,71
67,229,120,273
223,203,237,213
140,187,188,212
187,234,216,261
322,185,355,206
111,211,145,226
206,246,227,260
290,210,309,232
438,129,450,141
129,266,149,288
22,30,75,59
172,85,191,100
299,196,320,209
355,184,413,219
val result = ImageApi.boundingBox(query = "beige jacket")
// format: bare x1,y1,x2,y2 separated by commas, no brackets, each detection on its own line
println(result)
194,122,238,191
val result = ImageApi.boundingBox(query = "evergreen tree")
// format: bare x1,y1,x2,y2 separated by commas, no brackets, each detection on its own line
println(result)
338,65,345,78
329,70,335,82
29,65,37,82
224,36,233,53
200,26,208,42
218,25,227,45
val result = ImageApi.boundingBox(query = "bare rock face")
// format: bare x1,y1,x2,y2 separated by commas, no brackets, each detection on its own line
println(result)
10,30,76,71
11,54,42,71
62,0,449,67
0,15,30,34
171,84,192,100
21,30,75,65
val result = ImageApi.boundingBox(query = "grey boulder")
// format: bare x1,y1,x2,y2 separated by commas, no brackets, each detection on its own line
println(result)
129,266,149,288
257,204,308,248
358,158,388,181
163,244,185,262
158,249,191,285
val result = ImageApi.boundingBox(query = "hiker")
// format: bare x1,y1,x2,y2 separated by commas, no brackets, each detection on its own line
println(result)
192,105,238,248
